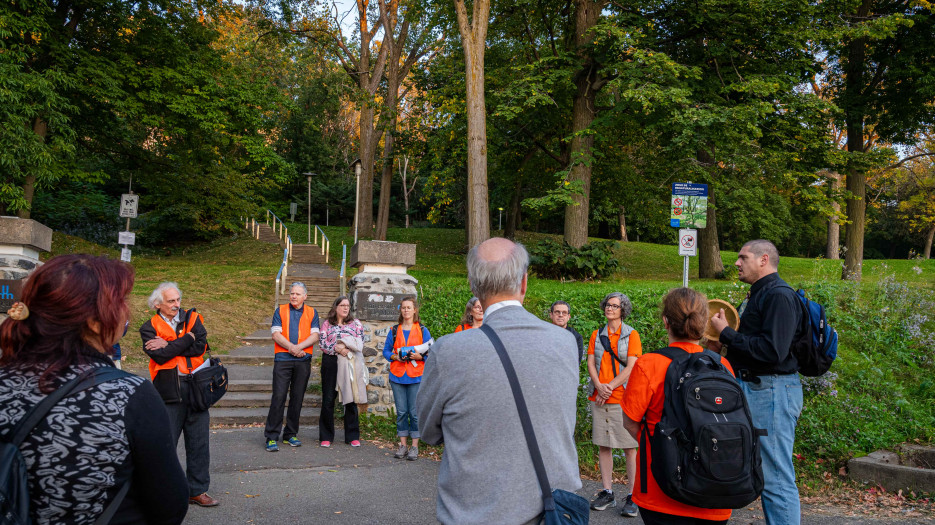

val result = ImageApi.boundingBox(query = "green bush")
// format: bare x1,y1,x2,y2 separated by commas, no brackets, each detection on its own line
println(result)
529,239,621,280
366,268,935,485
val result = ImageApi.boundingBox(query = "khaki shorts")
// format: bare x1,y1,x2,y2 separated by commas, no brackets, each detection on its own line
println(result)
591,401,638,449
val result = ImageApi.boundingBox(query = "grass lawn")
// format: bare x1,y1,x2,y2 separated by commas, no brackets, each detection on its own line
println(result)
44,232,282,368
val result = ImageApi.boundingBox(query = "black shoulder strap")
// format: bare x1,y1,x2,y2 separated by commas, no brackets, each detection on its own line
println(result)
479,324,555,513
639,346,686,495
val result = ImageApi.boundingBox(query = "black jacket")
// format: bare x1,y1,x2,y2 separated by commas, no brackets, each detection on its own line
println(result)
720,273,801,375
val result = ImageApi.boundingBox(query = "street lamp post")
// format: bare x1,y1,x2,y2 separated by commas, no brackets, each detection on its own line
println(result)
304,172,314,243
498,207,503,231
351,159,362,244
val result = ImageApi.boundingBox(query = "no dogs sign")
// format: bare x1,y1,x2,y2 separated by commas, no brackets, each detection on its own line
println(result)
679,229,698,256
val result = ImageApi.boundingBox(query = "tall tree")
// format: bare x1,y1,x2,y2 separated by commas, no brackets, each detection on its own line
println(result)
374,0,438,240
325,0,389,239
453,0,491,247
563,0,608,248
821,0,935,279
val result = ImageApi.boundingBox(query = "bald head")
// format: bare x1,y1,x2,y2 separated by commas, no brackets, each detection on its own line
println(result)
467,237,529,303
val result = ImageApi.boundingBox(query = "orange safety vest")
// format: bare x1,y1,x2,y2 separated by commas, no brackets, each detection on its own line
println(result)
273,304,316,356
390,322,425,379
454,323,473,333
148,311,206,381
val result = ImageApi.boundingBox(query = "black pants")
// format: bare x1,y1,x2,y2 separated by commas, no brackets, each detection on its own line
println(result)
165,379,211,497
319,353,359,443
639,507,729,525
264,358,312,441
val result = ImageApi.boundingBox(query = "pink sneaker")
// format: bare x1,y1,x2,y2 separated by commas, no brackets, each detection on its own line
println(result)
350,440,361,447
320,441,331,448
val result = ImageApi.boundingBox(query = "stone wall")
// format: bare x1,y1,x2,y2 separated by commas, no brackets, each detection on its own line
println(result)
361,320,397,414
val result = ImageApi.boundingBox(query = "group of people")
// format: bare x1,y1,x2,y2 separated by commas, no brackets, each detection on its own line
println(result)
417,237,805,525
0,236,805,525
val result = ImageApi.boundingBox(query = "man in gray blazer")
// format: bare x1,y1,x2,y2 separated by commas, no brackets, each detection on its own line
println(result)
418,237,582,525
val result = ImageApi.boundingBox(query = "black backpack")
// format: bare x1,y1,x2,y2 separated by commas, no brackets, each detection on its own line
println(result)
1,366,130,525
640,347,767,509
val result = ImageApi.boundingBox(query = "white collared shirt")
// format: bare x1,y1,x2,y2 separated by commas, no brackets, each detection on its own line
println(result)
484,300,523,318
160,311,181,331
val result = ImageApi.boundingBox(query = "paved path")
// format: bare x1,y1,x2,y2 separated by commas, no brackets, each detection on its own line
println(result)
181,428,933,524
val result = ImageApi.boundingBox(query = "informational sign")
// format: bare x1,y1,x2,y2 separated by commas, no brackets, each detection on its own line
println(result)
354,292,406,321
678,229,698,256
289,202,297,221
0,280,24,313
118,231,136,245
119,194,139,218
120,248,132,262
670,183,708,228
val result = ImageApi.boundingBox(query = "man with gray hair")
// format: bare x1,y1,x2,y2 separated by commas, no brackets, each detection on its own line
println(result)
139,282,218,507
418,238,582,525
263,282,320,452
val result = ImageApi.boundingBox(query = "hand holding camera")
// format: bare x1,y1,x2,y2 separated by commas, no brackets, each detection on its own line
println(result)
398,346,416,361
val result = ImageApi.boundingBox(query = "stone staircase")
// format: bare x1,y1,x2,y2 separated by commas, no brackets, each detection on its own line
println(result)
199,219,343,426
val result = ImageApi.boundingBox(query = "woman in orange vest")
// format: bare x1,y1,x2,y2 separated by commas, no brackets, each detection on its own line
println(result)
453,296,483,332
382,297,434,461
621,288,734,525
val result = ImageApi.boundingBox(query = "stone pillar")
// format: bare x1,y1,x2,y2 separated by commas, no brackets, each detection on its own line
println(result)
347,241,417,414
0,217,53,318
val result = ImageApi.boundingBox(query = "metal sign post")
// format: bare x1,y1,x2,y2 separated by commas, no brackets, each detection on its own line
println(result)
678,228,698,287
118,188,138,263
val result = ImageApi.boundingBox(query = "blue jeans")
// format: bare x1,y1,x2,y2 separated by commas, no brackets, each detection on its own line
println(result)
740,373,803,525
390,381,420,438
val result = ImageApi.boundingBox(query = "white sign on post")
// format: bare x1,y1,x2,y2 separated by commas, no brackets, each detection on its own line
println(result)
118,231,136,245
678,229,698,256
119,194,139,218
120,248,132,262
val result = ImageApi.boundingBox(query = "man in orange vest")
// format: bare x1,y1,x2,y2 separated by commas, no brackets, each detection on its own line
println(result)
264,282,320,452
140,282,219,508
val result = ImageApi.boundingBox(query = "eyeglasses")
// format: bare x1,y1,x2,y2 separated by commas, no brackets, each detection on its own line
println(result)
551,311,569,316
604,304,622,310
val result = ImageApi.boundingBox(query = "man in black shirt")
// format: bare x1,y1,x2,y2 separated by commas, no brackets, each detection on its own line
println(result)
709,240,802,525
549,300,584,361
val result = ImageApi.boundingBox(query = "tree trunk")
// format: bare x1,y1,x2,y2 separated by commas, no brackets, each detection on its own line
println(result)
825,172,841,259
358,107,376,238
923,223,934,260
619,204,628,242
698,186,723,278
375,53,399,240
454,0,491,248
400,156,412,228
841,0,871,281
17,118,47,220
562,0,605,248
696,149,723,278
505,176,523,239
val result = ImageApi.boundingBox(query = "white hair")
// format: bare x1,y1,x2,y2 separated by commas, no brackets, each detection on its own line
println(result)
148,282,181,309
467,240,529,302
291,282,308,294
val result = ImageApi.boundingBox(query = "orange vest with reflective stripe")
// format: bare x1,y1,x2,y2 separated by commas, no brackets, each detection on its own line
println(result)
147,312,206,381
390,322,425,379
273,304,316,355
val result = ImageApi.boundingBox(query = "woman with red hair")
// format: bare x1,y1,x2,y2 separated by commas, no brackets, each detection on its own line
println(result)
0,254,188,525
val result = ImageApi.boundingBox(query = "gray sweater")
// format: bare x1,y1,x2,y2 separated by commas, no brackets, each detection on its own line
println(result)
418,304,582,525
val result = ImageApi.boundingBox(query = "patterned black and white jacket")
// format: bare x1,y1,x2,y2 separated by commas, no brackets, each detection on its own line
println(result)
0,349,189,525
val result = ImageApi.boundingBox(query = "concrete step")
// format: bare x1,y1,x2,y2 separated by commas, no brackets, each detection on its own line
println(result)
229,379,275,392
241,330,273,345
215,392,322,408
210,407,319,426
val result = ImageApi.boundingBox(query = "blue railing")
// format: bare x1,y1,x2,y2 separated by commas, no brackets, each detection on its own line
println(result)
266,210,293,301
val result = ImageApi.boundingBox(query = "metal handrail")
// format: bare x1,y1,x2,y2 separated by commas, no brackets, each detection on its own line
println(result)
314,225,330,263
339,243,347,296
274,245,288,305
